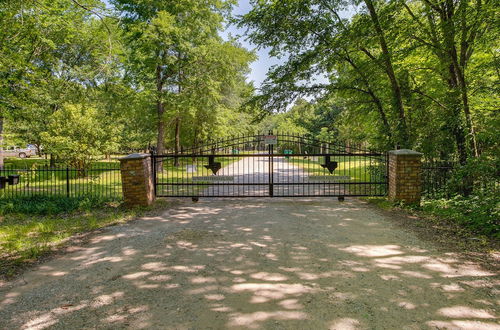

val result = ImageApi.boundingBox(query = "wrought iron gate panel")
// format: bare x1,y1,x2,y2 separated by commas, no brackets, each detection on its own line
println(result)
153,133,387,198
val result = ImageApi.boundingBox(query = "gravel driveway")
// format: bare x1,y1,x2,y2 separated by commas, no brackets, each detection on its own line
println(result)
0,198,498,329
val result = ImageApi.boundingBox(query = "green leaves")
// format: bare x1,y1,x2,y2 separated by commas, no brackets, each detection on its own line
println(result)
117,0,255,149
40,103,117,168
241,0,498,156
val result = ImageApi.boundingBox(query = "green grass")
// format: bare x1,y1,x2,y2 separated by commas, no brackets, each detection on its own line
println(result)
363,197,394,209
0,196,170,278
287,156,387,195
420,195,499,238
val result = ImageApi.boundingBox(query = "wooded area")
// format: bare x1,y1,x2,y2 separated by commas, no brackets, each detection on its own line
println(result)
0,0,256,169
0,0,498,192
241,0,498,163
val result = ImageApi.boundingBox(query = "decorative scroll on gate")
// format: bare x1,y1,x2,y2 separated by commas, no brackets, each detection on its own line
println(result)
152,133,387,198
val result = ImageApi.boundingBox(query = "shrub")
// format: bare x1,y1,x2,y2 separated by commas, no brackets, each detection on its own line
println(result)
421,192,500,238
446,155,499,196
0,196,111,216
40,103,120,170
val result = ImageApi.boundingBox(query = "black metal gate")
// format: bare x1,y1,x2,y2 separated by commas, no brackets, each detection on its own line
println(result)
152,133,387,198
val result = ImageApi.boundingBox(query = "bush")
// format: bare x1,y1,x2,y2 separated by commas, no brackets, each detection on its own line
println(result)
0,196,111,215
40,103,120,170
420,155,499,238
421,192,500,238
446,155,499,196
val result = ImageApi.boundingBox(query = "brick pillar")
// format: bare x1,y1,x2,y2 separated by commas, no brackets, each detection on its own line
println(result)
388,149,423,204
119,153,155,207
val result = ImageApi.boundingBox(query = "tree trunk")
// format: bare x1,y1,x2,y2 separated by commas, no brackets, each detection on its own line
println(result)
49,154,56,168
174,117,181,167
156,103,165,171
364,0,409,148
456,68,479,157
441,22,471,165
156,64,165,171
417,0,479,161
156,105,165,155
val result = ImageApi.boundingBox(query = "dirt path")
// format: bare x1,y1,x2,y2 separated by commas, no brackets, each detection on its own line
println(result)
0,198,498,329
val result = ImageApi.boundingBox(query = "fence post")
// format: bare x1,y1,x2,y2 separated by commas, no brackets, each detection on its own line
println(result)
388,149,423,204
119,153,155,207
66,167,70,198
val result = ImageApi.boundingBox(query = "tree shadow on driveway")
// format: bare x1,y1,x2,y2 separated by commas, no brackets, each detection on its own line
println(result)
0,198,498,329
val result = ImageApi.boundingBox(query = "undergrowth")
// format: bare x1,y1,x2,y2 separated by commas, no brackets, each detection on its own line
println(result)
367,193,499,240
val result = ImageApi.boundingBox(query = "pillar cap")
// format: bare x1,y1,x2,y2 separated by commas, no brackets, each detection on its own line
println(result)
119,153,151,162
388,149,422,156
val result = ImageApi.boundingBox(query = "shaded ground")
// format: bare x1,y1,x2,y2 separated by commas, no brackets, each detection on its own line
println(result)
0,198,498,329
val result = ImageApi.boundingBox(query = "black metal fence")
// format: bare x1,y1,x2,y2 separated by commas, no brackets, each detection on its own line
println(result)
0,162,122,200
422,160,499,198
422,161,455,197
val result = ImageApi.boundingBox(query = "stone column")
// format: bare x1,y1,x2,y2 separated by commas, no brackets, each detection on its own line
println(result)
388,149,423,204
119,153,155,207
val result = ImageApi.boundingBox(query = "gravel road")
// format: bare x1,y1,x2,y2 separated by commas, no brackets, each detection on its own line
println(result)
0,198,498,329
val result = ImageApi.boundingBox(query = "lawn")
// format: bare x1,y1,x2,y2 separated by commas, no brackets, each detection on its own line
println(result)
286,155,387,195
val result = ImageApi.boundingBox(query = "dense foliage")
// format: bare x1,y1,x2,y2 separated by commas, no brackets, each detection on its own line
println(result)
0,0,256,168
240,0,499,163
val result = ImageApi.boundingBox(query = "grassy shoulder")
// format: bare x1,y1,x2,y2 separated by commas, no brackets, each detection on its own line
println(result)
364,197,499,253
0,196,170,279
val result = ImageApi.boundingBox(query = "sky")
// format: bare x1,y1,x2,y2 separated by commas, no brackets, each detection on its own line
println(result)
220,0,285,90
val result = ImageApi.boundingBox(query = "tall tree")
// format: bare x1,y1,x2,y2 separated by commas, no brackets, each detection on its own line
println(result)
241,0,411,148
1,0,119,165
240,0,497,159
399,0,497,162
115,0,254,166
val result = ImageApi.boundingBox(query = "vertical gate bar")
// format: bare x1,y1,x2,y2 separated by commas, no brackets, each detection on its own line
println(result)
215,141,219,197
244,133,246,197
182,155,185,197
268,139,273,197
151,152,157,197
369,155,372,195
268,142,271,197
344,151,346,197
385,152,389,195
366,154,369,195
324,145,327,196
308,154,311,196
